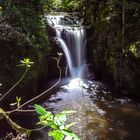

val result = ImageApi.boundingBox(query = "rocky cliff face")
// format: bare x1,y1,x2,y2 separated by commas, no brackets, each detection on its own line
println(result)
86,19,140,98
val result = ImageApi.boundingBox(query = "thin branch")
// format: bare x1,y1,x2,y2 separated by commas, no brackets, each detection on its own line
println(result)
0,107,45,133
29,126,47,132
0,55,62,135
6,56,62,114
6,99,85,114
0,68,28,102
0,108,29,133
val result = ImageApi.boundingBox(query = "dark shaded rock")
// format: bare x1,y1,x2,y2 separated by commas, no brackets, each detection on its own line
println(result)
0,23,49,107
86,20,140,98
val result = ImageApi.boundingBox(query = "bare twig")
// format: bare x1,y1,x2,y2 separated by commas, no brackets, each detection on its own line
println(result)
0,53,62,135
0,108,29,133
6,54,62,114
0,68,28,102
0,107,46,133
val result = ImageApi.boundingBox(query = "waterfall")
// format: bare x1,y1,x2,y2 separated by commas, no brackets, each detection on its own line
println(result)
47,15,86,78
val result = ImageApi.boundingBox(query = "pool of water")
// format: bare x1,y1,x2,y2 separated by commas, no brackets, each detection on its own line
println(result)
1,78,139,140
39,78,140,140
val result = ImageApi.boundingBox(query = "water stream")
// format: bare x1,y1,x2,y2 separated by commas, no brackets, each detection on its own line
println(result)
40,79,140,140
47,15,86,78
34,15,140,140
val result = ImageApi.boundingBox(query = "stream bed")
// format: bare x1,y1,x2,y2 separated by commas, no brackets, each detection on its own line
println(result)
32,78,140,140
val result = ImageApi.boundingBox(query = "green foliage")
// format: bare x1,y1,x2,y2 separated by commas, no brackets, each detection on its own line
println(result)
61,0,83,12
17,58,34,68
1,0,50,53
129,43,137,54
42,0,83,12
34,104,80,140
26,130,31,138
9,96,22,108
48,130,64,140
34,104,48,116
43,0,62,12
16,96,21,108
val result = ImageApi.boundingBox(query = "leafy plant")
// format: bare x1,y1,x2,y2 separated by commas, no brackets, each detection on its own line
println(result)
34,104,80,140
18,58,34,68
9,96,21,108
61,0,83,12
16,96,21,108
0,58,34,102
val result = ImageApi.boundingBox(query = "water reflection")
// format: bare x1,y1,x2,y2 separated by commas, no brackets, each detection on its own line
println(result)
41,79,140,140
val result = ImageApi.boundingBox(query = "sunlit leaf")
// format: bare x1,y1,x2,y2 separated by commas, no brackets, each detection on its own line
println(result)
18,58,34,68
35,107,80,140
34,104,48,116
16,96,21,101
47,122,58,129
54,113,66,126
26,130,31,137
20,60,25,63
17,64,24,67
59,125,65,130
9,102,17,106
48,130,64,140
29,62,34,64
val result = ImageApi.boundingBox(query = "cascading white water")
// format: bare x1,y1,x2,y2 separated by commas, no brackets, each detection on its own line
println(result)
46,15,86,78
57,38,73,76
